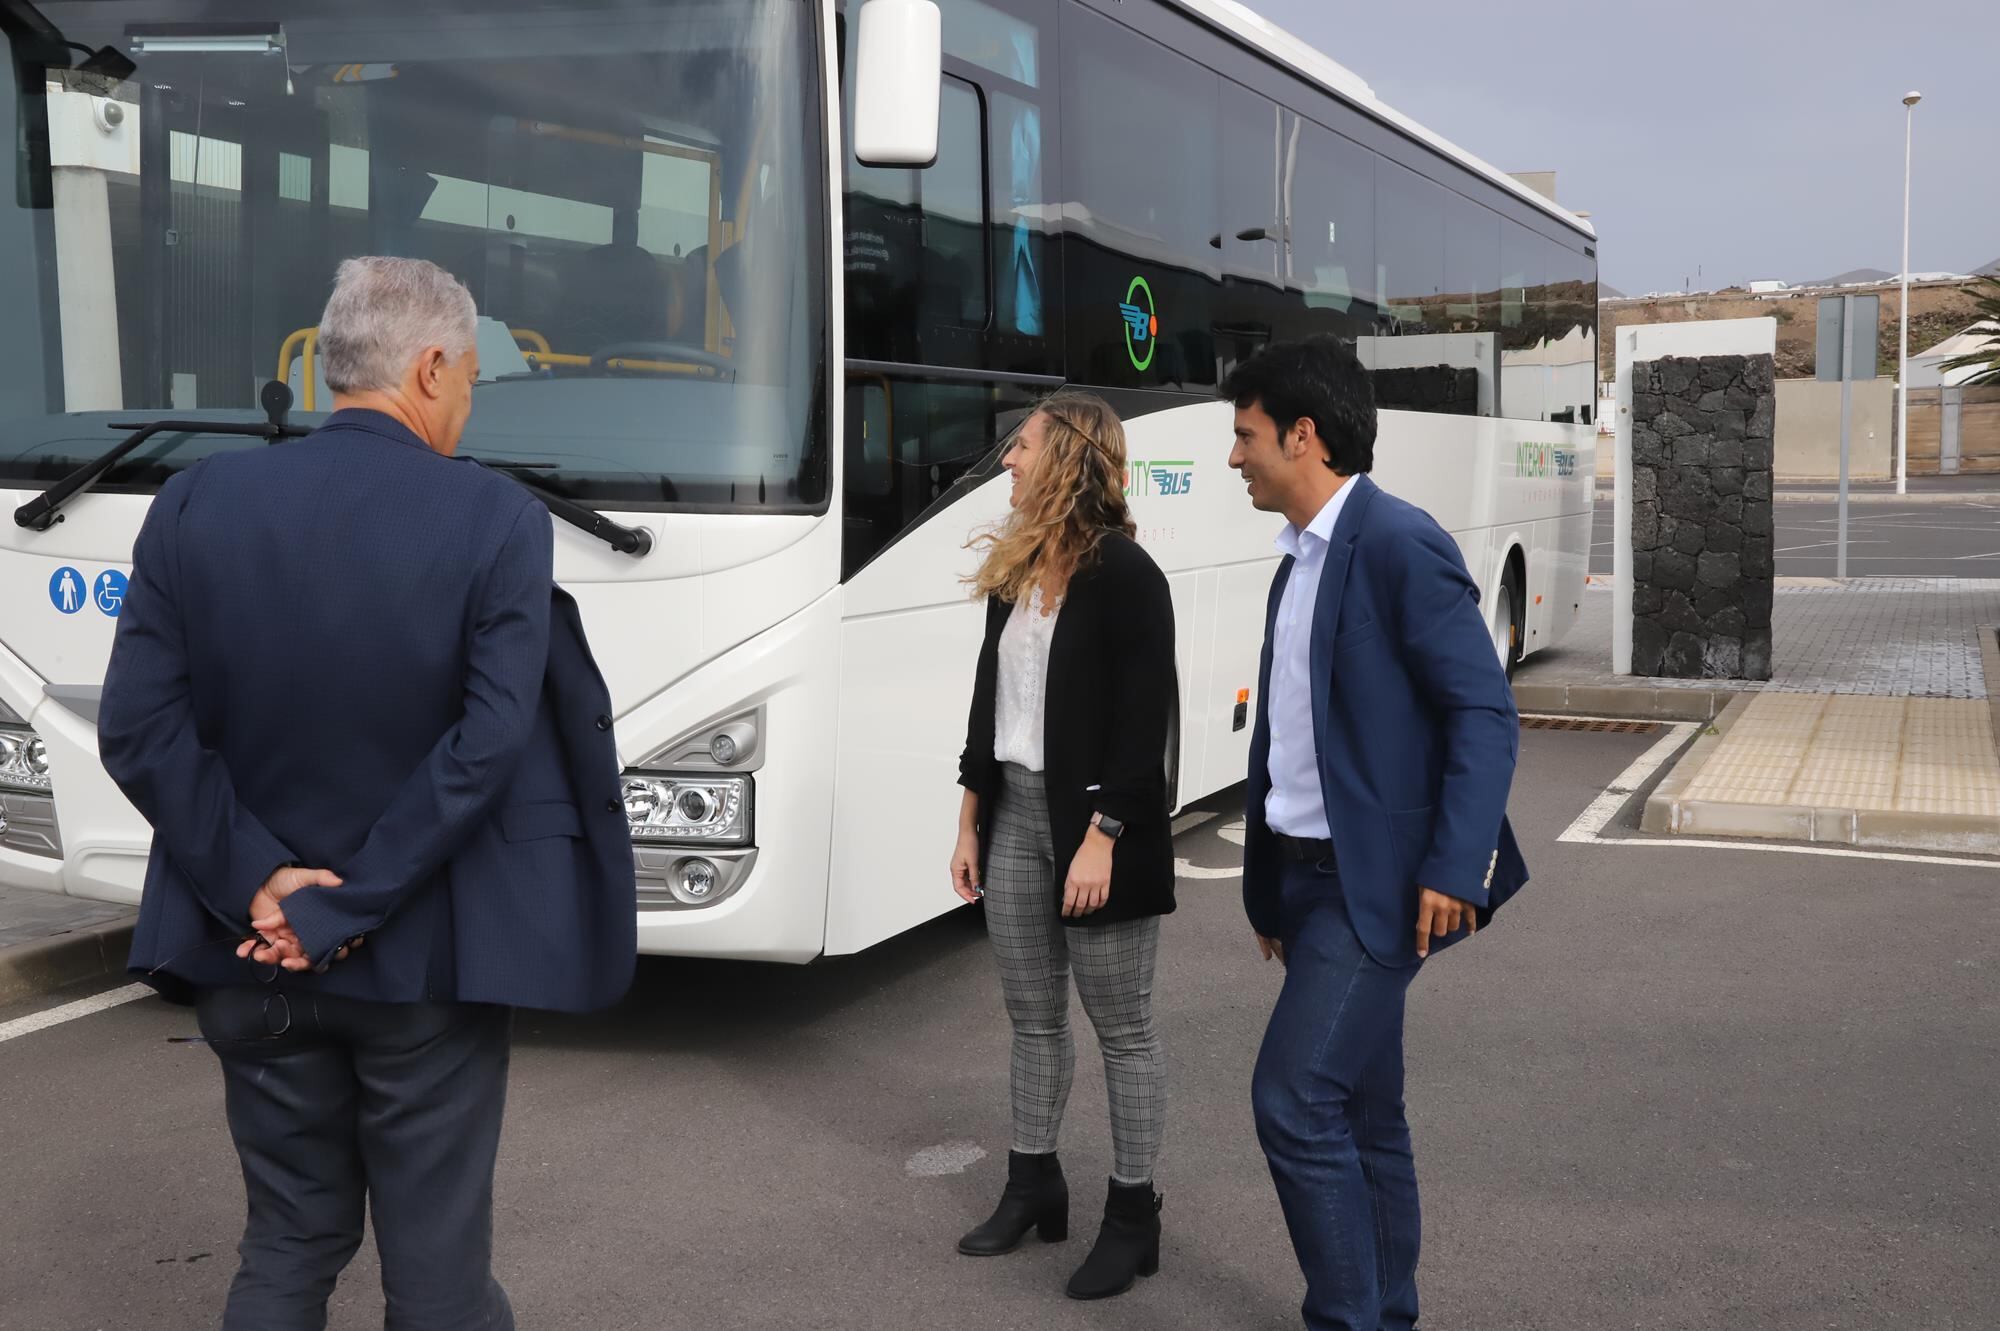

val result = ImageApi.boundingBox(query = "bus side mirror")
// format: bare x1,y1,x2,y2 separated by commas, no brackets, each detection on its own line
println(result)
851,0,942,168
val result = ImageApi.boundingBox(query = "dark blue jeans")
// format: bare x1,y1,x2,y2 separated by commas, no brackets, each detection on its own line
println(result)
1252,859,1421,1331
194,986,515,1331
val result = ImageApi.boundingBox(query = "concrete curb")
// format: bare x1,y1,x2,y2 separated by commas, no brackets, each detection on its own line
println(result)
1594,484,1999,505
1514,680,1737,722
1640,695,2000,857
1770,491,2000,505
1982,625,2000,746
0,916,135,1007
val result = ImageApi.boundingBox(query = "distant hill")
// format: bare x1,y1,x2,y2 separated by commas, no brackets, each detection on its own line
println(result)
1978,256,2000,277
1804,266,1895,287
1600,282,1626,299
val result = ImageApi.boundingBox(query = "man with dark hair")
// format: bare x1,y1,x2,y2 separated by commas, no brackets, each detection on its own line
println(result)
1222,335,1528,1331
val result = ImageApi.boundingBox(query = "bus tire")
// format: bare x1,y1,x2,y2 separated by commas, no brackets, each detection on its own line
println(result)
1493,557,1525,681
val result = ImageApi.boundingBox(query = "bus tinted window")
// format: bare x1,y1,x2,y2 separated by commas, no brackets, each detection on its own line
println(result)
1062,4,1218,390
1498,221,1546,420
1547,238,1597,425
1215,79,1281,374
1284,113,1377,340
1370,159,1480,416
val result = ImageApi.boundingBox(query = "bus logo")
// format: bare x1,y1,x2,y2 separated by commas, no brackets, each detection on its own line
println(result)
1515,443,1577,479
1119,277,1157,372
1128,460,1193,498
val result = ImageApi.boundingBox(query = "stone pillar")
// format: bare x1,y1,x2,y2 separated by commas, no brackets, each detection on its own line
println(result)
1629,353,1776,680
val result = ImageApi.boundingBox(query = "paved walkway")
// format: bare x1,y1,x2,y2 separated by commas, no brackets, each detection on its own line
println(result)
1521,577,2000,702
1526,575,2000,854
1644,692,2000,854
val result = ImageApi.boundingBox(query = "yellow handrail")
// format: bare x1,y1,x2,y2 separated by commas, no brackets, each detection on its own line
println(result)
282,324,721,404
523,350,718,378
275,326,310,390
300,328,318,411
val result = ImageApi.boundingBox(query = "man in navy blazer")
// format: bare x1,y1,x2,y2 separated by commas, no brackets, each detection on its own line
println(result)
98,257,635,1330
1225,338,1528,1331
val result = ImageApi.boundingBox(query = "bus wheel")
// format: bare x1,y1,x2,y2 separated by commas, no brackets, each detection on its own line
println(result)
1492,564,1524,680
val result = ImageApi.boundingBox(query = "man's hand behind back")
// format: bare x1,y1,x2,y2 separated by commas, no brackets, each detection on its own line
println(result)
240,866,351,971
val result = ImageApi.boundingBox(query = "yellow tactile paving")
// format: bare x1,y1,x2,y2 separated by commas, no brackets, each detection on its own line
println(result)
1678,692,2000,818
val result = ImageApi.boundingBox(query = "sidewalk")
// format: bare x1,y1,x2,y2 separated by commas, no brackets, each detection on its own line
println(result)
1643,690,2000,855
1516,577,2000,720
0,885,133,1006
1520,576,2000,855
1595,476,2000,504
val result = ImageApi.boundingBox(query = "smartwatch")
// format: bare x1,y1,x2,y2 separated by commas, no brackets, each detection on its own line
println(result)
1091,812,1126,840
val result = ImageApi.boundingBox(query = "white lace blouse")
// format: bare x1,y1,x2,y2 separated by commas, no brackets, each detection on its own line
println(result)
993,586,1061,771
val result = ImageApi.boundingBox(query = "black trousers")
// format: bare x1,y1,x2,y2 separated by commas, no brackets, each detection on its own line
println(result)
194,985,515,1331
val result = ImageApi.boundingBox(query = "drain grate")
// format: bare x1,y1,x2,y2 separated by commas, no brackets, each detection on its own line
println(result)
1520,716,1661,734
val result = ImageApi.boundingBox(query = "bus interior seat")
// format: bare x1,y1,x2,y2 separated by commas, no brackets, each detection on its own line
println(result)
554,239,675,352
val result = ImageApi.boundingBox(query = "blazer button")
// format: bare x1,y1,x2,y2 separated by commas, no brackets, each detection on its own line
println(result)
595,714,612,731
605,797,622,814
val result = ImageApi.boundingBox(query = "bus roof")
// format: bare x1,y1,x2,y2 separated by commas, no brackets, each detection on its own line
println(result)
1170,0,1597,242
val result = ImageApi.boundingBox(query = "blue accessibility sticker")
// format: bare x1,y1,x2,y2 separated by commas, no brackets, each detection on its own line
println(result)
92,569,127,618
49,566,86,615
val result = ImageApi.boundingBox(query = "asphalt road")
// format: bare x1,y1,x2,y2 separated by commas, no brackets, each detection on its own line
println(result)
3,726,1997,1330
1591,493,2000,577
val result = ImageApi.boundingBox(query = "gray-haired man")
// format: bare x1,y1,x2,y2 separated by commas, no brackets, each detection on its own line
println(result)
100,257,635,1329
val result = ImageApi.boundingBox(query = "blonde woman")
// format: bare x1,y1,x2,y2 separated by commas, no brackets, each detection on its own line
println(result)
950,392,1177,1301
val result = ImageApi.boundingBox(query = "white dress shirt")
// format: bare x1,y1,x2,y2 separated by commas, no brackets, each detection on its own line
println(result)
994,586,1060,771
1264,481,1356,838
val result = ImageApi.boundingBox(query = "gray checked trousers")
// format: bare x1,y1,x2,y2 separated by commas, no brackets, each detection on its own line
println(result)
983,763,1165,1183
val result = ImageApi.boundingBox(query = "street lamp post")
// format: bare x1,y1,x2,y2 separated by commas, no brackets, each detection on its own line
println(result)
1898,90,1921,496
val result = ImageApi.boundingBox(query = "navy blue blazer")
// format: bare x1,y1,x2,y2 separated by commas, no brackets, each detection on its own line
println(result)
100,409,636,1012
1244,474,1528,967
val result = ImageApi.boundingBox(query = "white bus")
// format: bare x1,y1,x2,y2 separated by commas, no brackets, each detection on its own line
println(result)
0,0,1595,961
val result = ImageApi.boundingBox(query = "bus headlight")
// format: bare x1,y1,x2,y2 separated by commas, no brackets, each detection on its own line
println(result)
0,729,52,794
622,773,752,846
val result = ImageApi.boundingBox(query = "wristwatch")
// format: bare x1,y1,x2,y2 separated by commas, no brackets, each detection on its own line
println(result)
1091,812,1126,840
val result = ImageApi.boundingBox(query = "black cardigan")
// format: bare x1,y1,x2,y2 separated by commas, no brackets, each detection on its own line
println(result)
958,533,1178,926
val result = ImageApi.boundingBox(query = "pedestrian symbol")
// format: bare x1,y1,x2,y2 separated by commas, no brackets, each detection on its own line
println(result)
93,569,128,618
49,566,85,615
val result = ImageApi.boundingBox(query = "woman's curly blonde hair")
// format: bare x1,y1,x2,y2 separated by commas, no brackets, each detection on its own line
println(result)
967,391,1137,605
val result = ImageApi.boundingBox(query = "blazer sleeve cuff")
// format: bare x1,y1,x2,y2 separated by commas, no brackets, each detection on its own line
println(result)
275,886,358,968
1414,852,1494,909
1089,788,1152,828
957,751,994,793
226,824,296,930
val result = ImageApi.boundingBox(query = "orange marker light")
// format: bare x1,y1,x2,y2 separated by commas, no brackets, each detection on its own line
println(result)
1237,688,1251,704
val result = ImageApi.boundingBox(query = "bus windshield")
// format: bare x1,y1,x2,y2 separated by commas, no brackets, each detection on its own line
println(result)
1,0,827,511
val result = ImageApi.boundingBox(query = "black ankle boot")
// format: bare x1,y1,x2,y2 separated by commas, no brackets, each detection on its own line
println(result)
1065,1179,1162,1299
958,1151,1069,1256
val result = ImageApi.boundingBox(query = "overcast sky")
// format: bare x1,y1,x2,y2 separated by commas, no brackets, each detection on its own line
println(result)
1250,0,1999,295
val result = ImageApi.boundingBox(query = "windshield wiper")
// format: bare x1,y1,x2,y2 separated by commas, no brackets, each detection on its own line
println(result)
481,464,654,558
14,383,308,532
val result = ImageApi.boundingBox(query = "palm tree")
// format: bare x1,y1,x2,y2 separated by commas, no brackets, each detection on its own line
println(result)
1938,274,2000,386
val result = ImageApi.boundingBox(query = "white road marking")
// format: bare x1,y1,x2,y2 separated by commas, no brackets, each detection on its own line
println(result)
1172,810,1221,836
1552,719,2000,871
1556,722,1699,843
0,983,151,1046
1175,859,1242,880
1218,820,1247,847
1570,836,2000,869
